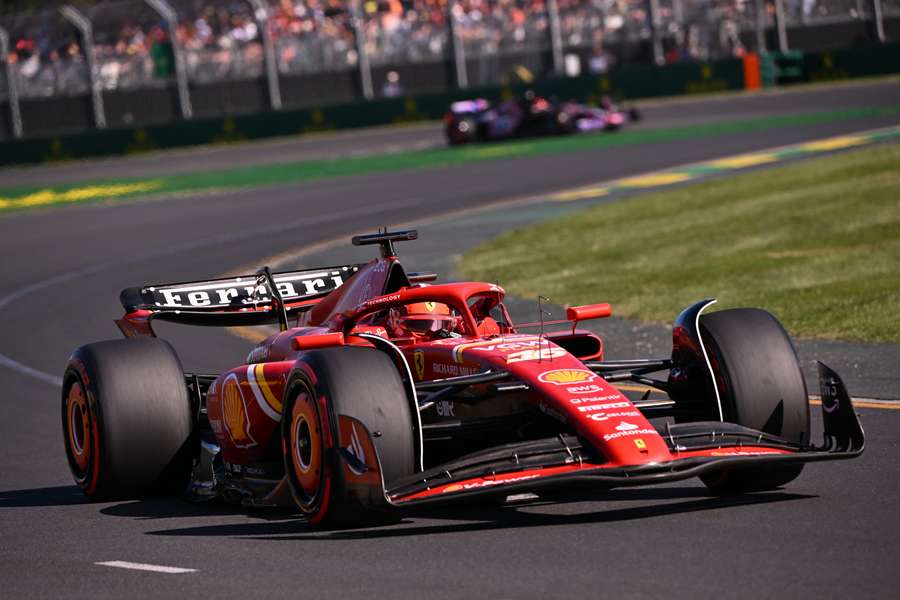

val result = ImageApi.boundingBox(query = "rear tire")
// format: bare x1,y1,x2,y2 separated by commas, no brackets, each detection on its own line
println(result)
282,346,416,528
698,308,809,493
62,338,194,500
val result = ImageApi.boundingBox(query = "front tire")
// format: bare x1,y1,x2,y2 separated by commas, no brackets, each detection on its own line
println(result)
698,308,809,493
282,346,416,528
62,338,194,500
446,117,477,145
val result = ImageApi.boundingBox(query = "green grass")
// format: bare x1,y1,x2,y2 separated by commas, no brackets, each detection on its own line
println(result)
1,105,898,214
459,141,900,343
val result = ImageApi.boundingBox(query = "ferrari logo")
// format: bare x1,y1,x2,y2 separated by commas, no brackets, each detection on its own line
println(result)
413,350,426,380
424,301,436,311
634,439,647,450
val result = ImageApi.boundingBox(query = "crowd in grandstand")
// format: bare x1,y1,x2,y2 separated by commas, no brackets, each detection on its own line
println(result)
2,0,892,98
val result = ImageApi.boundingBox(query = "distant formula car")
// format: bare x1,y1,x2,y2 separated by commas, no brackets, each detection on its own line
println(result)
62,230,864,528
445,93,638,145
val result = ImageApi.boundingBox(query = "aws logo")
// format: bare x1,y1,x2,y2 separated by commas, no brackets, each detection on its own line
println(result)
222,374,257,448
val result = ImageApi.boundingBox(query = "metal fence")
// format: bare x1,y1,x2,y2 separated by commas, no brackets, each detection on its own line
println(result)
0,0,896,139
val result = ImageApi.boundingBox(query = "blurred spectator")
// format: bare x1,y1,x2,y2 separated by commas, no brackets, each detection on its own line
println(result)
2,0,877,100
381,68,403,95
177,2,264,82
360,0,450,67
454,0,550,54
6,17,89,98
268,0,358,74
588,41,613,73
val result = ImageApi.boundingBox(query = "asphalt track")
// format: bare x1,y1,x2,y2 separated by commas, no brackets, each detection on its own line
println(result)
1,79,899,598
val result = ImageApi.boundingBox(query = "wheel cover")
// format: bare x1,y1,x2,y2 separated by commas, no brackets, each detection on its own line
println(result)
288,387,324,510
65,381,91,475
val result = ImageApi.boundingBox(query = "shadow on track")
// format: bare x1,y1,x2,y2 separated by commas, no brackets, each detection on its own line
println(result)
100,499,297,522
140,487,815,540
0,485,88,507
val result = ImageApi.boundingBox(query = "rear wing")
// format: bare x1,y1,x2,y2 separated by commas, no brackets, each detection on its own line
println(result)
118,264,364,331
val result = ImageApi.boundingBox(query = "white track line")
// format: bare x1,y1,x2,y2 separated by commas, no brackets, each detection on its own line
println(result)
95,560,197,574
0,353,63,387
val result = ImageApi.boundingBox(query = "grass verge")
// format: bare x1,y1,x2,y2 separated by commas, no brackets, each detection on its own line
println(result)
459,141,900,343
1,105,898,214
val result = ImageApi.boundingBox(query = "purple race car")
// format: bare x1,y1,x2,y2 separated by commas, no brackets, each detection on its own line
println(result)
444,92,638,145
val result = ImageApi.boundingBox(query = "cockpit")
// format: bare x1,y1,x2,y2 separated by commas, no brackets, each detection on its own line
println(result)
347,285,515,344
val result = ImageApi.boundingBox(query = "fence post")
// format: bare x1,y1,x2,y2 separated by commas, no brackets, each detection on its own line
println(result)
60,5,106,129
647,0,664,65
754,0,767,54
672,0,683,23
773,0,789,52
247,0,282,110
0,27,23,138
351,0,374,99
144,0,192,119
547,0,565,75
449,1,468,88
870,0,886,43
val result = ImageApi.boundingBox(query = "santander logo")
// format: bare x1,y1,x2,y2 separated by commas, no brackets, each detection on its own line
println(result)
615,422,638,431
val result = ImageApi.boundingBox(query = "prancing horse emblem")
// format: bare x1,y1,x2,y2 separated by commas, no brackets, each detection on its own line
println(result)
413,350,426,380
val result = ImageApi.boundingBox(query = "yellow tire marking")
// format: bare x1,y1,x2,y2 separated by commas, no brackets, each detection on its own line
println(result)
801,135,866,152
707,153,778,169
615,172,692,188
0,181,161,209
552,187,610,202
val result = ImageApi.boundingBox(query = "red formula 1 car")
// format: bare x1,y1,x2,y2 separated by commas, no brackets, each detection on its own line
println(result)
62,230,864,527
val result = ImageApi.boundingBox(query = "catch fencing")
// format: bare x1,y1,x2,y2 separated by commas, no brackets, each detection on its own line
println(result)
0,0,897,140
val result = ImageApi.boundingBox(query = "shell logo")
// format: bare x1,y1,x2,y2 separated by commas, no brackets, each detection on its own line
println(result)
222,374,257,448
538,369,598,386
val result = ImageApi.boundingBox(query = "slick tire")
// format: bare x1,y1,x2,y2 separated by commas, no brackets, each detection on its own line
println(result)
446,117,477,145
62,338,194,501
555,111,577,134
698,308,809,493
282,346,416,528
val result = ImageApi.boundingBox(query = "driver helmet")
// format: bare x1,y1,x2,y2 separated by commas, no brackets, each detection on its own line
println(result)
396,302,456,338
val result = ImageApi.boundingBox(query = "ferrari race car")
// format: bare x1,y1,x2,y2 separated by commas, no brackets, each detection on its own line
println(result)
445,93,637,145
62,230,864,527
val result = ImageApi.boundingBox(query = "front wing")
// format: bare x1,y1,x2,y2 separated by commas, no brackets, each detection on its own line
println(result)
379,362,864,507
